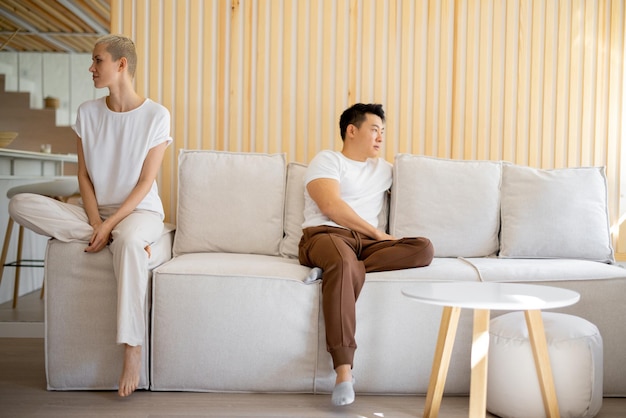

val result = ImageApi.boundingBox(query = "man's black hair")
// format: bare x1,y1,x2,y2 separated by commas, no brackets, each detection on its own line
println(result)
339,103,385,141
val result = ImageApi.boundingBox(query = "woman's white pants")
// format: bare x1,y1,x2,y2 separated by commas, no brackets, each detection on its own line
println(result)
9,193,164,347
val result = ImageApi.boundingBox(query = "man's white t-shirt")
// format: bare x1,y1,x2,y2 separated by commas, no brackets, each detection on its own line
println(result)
72,97,172,219
302,150,392,229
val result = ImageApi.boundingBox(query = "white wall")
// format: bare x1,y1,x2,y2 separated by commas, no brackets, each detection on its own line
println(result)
0,52,106,126
0,52,105,305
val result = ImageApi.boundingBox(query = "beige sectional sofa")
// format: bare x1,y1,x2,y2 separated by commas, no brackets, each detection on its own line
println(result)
45,150,626,397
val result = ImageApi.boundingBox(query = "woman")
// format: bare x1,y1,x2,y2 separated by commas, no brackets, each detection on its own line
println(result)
9,34,171,397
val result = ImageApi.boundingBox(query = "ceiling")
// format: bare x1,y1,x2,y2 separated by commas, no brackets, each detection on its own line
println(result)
0,0,110,53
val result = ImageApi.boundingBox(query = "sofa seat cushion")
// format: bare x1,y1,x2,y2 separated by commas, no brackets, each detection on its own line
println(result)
150,253,321,392
153,252,313,281
460,258,626,283
364,257,485,282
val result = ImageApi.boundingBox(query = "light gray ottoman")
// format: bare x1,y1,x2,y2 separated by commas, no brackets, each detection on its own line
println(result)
45,225,174,391
487,312,603,418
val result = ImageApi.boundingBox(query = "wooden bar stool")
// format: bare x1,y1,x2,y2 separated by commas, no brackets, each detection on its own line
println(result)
0,178,80,308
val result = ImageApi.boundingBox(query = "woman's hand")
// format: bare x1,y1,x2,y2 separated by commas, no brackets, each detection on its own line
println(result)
85,219,114,253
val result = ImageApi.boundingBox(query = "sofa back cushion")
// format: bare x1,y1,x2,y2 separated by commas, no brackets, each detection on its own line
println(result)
173,150,286,257
499,164,614,263
389,154,501,257
280,162,307,258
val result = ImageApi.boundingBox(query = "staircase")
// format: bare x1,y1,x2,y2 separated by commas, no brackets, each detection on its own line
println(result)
0,74,76,160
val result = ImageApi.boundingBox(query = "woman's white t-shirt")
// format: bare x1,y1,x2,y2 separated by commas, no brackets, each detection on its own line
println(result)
302,150,392,229
72,97,172,219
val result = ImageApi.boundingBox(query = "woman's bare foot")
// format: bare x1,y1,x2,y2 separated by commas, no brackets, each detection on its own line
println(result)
119,344,142,397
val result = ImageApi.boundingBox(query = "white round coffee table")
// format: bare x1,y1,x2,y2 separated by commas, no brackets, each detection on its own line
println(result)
402,281,580,418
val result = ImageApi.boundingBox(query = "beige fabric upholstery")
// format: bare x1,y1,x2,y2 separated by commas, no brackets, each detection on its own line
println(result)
280,162,307,258
174,150,286,257
390,155,501,257
42,152,626,397
488,312,603,418
45,225,174,390
500,164,613,262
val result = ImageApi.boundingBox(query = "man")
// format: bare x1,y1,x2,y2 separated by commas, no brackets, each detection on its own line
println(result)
298,103,434,406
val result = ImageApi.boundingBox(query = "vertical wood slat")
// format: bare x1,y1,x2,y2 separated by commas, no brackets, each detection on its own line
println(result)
568,0,584,167
295,1,308,162
517,0,531,166
580,2,599,165
334,0,349,153
451,0,467,160
384,0,396,163
254,0,267,154
281,0,294,158
306,0,319,160
321,0,336,154
490,0,505,162
160,0,175,219
241,0,252,153
502,0,520,164
554,0,571,169
610,0,625,253
477,0,493,161
413,0,428,157
463,0,479,161
268,0,282,154
188,0,201,151
114,0,624,255
541,0,557,168
438,0,453,159
201,1,216,152
398,0,414,156
593,0,607,168
528,0,544,168
133,0,146,98
230,0,243,153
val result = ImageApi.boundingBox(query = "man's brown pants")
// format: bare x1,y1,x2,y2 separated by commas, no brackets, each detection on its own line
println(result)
298,225,434,369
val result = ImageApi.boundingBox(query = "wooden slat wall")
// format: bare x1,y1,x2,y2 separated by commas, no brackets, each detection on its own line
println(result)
110,0,625,253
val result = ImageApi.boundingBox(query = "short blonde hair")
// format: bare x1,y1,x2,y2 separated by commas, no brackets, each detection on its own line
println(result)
95,34,137,77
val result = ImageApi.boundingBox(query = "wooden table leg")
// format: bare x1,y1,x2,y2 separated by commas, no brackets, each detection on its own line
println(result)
469,309,490,418
524,309,560,418
423,306,461,418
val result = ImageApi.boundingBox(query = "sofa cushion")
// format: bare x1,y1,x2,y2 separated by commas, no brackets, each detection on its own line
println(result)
460,257,626,283
499,164,613,262
280,162,307,258
150,253,320,392
173,150,286,256
389,154,501,257
45,224,174,390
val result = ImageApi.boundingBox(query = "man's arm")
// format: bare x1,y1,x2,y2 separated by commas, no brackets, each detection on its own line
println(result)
307,178,394,240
